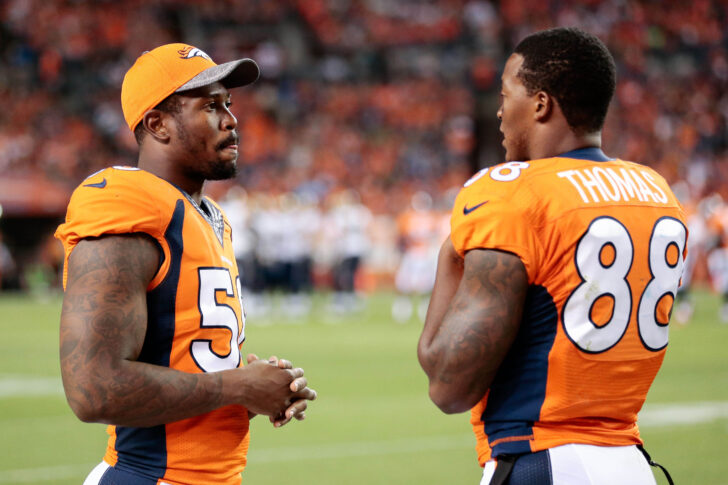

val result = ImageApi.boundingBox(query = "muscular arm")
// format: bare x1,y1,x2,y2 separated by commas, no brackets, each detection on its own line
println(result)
60,234,315,427
418,238,528,414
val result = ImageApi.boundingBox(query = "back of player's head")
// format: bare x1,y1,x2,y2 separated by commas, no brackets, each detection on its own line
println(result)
514,27,616,135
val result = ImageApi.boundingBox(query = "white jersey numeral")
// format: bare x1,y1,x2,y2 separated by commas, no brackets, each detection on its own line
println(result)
563,216,686,353
490,162,530,182
638,218,687,350
191,267,243,372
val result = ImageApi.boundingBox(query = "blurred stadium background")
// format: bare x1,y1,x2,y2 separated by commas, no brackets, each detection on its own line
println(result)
0,0,727,484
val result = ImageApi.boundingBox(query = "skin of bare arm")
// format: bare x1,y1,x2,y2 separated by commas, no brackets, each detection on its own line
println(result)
60,233,315,428
418,238,528,414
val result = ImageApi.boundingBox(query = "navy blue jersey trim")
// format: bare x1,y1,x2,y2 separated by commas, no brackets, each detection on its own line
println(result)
140,198,184,366
114,199,185,478
484,285,558,458
559,147,614,162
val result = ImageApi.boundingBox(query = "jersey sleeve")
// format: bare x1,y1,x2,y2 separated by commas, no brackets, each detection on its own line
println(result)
450,170,542,282
55,168,163,288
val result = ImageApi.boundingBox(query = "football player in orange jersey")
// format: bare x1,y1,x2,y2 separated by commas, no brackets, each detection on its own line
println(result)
418,28,683,485
55,44,316,485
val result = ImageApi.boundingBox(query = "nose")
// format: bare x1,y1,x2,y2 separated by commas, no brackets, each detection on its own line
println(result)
496,104,503,121
222,106,237,131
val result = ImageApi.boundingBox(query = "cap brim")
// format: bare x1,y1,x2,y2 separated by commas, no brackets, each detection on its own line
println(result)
176,58,260,92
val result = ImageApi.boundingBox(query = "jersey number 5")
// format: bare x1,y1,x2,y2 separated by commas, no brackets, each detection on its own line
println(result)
191,267,246,372
562,216,687,353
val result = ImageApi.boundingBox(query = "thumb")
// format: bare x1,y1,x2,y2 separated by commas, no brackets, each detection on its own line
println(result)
246,353,259,364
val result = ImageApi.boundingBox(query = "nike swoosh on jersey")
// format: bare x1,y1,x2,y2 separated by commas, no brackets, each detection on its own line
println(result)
463,200,489,215
83,178,107,189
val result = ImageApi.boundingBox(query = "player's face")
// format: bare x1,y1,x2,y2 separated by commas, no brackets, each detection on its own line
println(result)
170,82,239,181
497,54,533,162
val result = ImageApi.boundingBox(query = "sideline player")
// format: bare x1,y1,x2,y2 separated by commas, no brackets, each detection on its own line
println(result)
392,191,443,323
418,28,685,484
55,44,316,484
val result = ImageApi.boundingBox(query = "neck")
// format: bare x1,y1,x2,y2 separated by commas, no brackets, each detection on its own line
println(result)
529,116,602,160
137,150,204,203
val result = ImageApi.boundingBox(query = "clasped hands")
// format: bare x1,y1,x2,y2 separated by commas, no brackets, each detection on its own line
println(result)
246,353,317,428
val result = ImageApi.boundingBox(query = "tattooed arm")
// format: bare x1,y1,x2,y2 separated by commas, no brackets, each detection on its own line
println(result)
418,237,528,414
60,234,315,427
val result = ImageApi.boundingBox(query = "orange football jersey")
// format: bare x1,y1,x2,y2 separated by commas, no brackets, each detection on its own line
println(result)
55,167,249,484
450,148,688,465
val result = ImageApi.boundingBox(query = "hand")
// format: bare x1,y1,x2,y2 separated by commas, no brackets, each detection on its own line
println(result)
248,354,315,427
243,354,317,426
271,377,314,428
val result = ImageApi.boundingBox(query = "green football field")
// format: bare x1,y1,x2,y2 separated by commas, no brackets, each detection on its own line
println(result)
1,289,726,484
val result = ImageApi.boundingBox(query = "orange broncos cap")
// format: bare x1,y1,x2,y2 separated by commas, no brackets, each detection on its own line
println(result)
121,43,260,131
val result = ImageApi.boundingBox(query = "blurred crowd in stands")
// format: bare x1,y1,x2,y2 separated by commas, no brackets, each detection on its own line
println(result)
0,0,727,321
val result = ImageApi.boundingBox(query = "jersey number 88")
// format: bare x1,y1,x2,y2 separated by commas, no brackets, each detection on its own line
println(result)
562,216,687,353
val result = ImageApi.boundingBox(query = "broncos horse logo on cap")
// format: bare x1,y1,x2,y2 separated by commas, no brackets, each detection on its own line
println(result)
177,46,213,62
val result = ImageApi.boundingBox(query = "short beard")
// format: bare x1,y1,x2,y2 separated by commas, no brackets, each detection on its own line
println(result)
181,158,238,182
176,117,238,181
205,159,238,180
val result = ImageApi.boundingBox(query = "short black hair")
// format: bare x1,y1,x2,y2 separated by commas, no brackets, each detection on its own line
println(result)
514,27,616,135
133,94,182,145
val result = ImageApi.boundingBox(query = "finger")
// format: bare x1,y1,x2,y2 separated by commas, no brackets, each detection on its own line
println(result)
289,376,308,392
267,355,278,364
272,398,308,428
280,400,307,425
288,400,308,418
287,367,304,380
277,358,292,369
246,353,259,364
296,387,317,401
273,414,292,428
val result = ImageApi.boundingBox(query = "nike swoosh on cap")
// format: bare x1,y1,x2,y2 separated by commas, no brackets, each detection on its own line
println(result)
83,178,107,189
463,200,488,215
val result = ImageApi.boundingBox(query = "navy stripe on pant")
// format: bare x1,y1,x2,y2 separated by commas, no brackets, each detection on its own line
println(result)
503,449,553,485
99,466,160,485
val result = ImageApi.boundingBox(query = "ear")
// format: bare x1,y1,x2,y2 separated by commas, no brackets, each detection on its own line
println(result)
141,110,171,142
533,91,553,123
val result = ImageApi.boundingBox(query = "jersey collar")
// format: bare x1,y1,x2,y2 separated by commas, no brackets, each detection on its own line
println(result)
559,147,614,162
